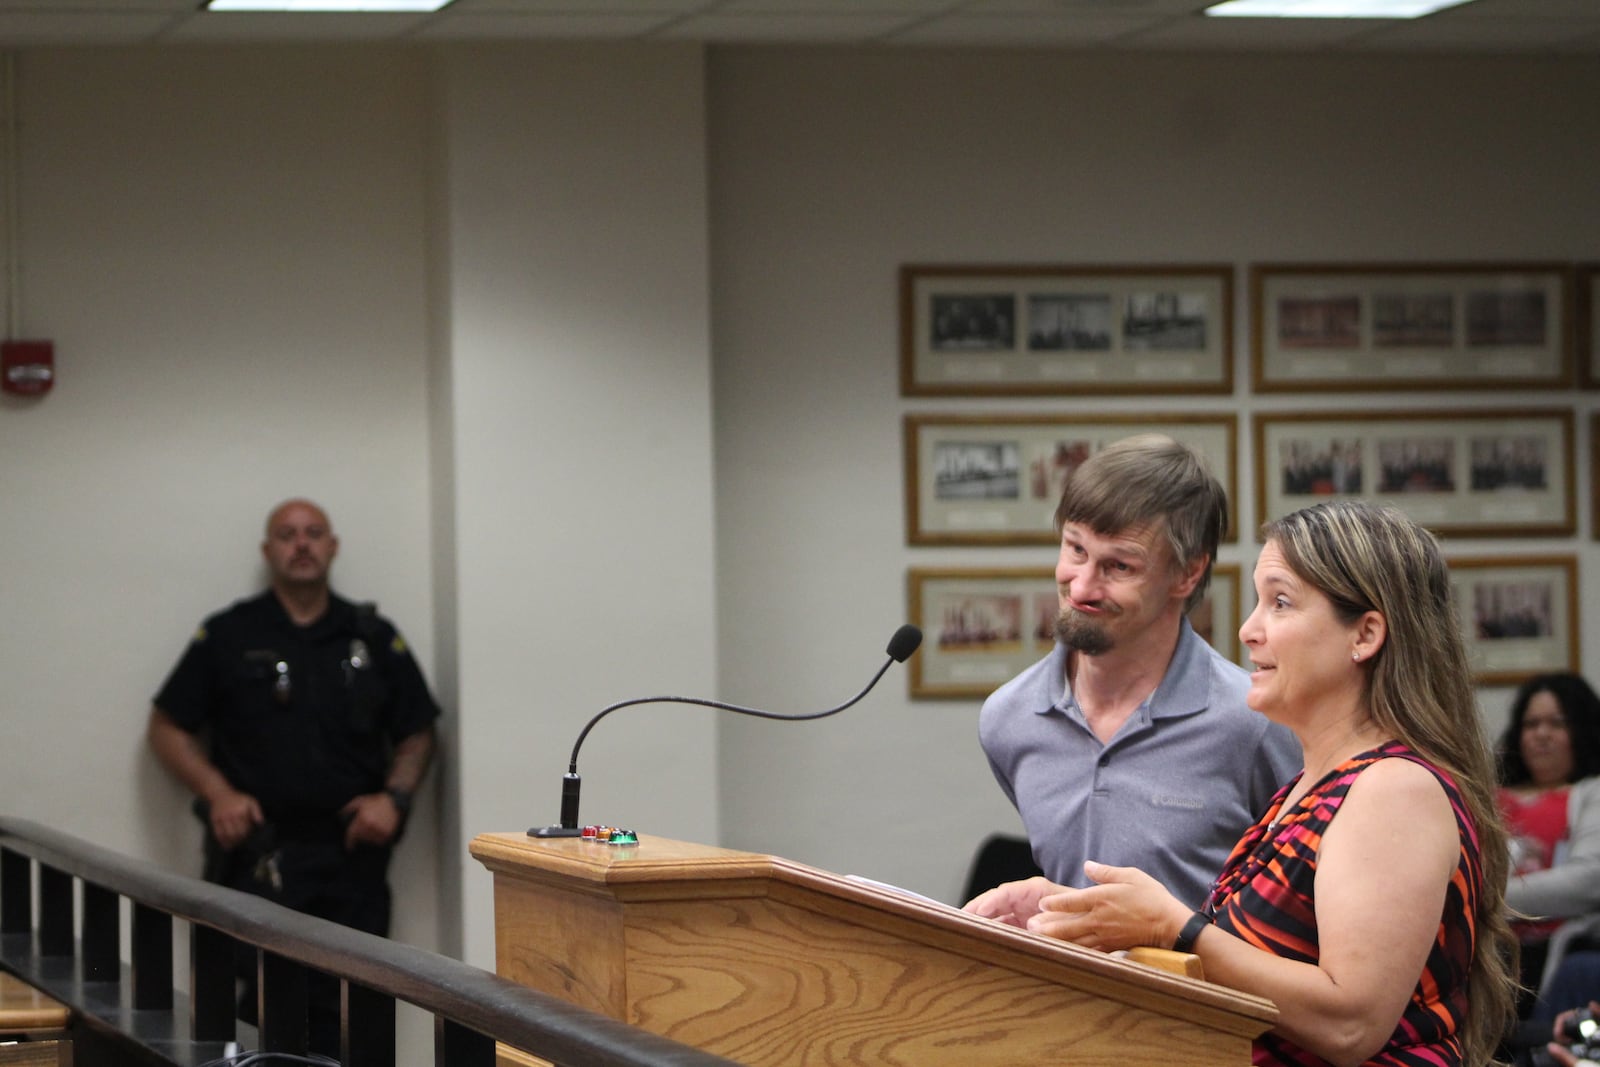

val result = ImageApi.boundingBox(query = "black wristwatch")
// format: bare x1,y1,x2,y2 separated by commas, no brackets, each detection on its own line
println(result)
1173,910,1213,954
385,787,413,817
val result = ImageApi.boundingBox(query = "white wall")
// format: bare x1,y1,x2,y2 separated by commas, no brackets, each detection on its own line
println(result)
433,42,719,970
0,45,442,949
708,47,1600,905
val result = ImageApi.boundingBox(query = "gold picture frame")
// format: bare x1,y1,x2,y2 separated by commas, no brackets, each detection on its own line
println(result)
905,412,1238,546
1254,409,1575,538
900,263,1234,396
1580,264,1600,388
902,412,1235,547
1251,262,1572,392
907,563,1242,699
1450,555,1579,686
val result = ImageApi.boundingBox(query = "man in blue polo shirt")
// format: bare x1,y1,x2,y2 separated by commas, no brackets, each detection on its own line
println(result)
965,435,1298,922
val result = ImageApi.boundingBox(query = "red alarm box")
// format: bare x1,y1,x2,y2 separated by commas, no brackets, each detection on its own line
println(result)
1,340,54,396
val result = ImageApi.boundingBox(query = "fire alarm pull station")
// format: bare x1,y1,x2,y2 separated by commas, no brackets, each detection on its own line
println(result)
1,340,54,396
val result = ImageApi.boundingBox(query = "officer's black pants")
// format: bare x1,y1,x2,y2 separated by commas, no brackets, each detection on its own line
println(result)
213,837,393,1057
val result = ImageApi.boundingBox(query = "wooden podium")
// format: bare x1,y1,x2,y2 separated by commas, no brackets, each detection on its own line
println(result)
469,832,1276,1066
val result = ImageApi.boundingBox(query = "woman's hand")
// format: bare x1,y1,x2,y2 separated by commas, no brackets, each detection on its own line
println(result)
1028,861,1192,951
962,875,1063,929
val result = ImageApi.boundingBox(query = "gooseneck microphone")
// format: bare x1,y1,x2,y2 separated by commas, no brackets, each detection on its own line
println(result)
530,624,923,838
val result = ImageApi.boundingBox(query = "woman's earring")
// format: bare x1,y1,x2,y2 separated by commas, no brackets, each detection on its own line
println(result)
1352,651,1361,662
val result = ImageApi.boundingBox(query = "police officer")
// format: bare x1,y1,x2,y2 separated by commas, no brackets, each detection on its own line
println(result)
147,497,439,1048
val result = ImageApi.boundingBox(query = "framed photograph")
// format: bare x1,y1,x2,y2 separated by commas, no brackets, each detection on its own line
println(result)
1593,412,1600,542
907,567,1055,699
1255,409,1574,538
1196,563,1244,668
1450,555,1578,685
900,264,1233,396
907,564,1244,699
906,413,1237,545
1580,264,1600,388
1251,263,1572,391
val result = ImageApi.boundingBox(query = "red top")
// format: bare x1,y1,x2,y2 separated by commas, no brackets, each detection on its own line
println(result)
1498,785,1569,939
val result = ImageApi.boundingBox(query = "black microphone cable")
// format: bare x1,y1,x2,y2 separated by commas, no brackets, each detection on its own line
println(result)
530,623,921,837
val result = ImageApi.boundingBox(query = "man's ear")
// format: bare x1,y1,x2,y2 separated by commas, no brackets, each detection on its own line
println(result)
1173,553,1208,601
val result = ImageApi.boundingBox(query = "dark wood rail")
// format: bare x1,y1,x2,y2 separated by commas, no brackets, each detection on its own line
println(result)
0,817,740,1067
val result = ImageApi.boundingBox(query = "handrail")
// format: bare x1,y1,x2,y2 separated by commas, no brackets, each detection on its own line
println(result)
0,816,739,1067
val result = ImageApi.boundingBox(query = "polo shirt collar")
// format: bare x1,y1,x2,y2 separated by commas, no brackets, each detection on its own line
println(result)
1038,618,1209,720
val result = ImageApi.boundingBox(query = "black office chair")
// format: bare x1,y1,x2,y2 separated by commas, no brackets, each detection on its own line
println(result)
961,833,1044,902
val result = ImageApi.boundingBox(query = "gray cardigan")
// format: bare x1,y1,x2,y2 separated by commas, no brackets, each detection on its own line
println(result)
1507,775,1600,920
1506,775,1600,989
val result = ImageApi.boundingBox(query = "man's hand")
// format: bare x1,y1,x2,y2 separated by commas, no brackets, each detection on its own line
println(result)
962,876,1064,929
340,792,403,850
1028,861,1190,951
206,788,264,851
148,706,262,849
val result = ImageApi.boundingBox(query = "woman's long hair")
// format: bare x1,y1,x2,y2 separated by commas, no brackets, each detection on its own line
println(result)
1263,501,1517,1065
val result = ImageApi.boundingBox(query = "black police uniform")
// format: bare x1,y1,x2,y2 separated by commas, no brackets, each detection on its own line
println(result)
156,590,439,1048
155,590,440,1050
155,590,439,929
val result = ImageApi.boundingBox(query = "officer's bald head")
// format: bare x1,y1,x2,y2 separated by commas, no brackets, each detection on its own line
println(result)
264,498,332,537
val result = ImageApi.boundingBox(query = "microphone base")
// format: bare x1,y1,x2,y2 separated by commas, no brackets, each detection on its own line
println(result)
528,825,585,838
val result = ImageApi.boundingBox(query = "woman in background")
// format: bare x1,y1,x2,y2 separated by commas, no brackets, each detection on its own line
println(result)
1497,673,1600,1014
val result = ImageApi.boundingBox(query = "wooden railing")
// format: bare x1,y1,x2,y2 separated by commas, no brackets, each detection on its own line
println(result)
0,817,740,1067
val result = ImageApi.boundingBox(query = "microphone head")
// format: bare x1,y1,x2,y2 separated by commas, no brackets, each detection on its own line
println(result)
886,624,923,663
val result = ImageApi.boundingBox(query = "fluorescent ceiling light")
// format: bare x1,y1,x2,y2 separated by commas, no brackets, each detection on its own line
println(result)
205,0,453,11
1205,0,1473,16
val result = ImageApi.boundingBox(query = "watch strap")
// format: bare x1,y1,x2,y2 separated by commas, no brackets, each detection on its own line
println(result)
385,787,413,816
1172,910,1212,954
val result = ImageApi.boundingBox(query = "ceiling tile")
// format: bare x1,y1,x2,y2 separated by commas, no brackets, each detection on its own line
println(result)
449,0,708,11
657,12,923,40
890,12,1166,44
411,12,679,37
0,0,1595,49
716,0,952,9
1445,0,1600,17
1123,12,1389,48
963,0,1203,12
1355,14,1600,48
0,12,172,44
164,11,434,40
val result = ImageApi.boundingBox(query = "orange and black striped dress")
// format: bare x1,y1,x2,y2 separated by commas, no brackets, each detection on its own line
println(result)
1205,741,1480,1067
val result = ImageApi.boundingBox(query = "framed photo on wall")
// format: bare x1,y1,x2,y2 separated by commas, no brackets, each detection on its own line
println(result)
1197,562,1243,668
907,567,1055,699
1254,409,1575,538
1250,263,1572,391
900,264,1234,396
1450,555,1578,685
905,413,1237,545
1593,412,1600,541
907,564,1244,699
1581,264,1600,388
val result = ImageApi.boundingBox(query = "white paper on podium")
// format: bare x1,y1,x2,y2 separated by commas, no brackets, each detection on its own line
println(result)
843,874,951,909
